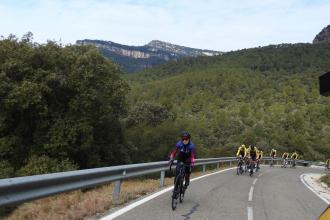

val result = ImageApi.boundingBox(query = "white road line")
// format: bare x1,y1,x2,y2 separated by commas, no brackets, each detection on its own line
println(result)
300,174,330,205
101,167,236,220
258,173,263,177
248,186,254,201
252,179,258,185
247,207,253,220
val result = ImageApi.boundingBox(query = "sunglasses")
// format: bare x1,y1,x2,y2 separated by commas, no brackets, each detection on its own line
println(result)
182,137,189,141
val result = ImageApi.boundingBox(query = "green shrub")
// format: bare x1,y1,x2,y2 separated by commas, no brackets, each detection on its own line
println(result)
0,161,14,178
16,155,78,176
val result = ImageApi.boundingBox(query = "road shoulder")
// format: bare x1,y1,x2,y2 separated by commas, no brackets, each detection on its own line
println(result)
300,173,330,204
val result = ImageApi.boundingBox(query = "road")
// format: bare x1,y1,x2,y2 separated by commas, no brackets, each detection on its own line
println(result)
101,166,328,220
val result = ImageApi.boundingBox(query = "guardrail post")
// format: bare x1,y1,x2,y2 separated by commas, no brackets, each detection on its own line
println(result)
229,161,232,167
203,164,206,173
160,171,165,187
112,180,122,204
217,163,219,169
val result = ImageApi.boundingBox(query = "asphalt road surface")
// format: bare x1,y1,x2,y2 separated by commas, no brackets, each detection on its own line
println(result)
102,166,328,220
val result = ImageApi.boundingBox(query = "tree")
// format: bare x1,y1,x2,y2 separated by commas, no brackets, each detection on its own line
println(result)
0,34,130,176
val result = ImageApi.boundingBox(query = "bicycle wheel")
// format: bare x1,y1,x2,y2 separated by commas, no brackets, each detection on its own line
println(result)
250,163,254,177
172,175,180,210
179,181,185,203
239,166,243,175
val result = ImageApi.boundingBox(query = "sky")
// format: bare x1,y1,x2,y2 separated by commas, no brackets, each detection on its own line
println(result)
1,0,330,51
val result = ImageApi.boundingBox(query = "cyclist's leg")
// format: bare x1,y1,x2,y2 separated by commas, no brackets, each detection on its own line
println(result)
184,165,191,187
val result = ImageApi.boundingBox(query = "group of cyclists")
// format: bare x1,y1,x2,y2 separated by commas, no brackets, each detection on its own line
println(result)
236,144,300,171
236,144,263,173
167,131,330,211
168,131,304,192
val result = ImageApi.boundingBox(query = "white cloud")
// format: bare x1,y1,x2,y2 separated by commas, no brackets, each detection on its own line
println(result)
1,0,330,51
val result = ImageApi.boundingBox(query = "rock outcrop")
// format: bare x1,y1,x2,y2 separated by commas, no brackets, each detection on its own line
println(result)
313,25,330,44
76,39,222,73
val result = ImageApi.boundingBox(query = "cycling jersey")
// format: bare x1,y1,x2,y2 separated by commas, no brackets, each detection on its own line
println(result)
327,159,330,165
258,150,263,159
291,153,298,160
236,146,246,157
270,149,277,157
249,147,257,156
282,153,289,159
249,146,258,161
170,140,196,165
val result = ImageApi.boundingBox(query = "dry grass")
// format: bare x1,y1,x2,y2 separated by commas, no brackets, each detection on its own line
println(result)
3,165,231,220
320,173,330,187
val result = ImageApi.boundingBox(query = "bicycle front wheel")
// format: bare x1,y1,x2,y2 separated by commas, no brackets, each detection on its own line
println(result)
172,175,180,210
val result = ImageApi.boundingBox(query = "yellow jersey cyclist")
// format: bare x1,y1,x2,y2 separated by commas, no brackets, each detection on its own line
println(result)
256,149,263,170
270,148,277,167
236,144,247,172
281,152,289,168
248,145,258,174
290,152,299,168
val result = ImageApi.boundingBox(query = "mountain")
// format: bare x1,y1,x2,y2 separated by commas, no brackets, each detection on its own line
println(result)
125,43,330,162
313,25,330,44
76,39,222,73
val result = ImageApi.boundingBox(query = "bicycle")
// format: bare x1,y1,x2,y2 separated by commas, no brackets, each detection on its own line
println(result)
249,159,256,177
270,156,275,167
256,159,260,172
169,161,190,210
281,158,288,168
236,156,244,175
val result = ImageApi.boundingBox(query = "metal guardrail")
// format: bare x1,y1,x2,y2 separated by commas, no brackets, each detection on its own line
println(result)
0,157,310,207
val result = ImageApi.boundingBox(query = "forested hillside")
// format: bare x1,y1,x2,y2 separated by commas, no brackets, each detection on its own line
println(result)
125,43,330,163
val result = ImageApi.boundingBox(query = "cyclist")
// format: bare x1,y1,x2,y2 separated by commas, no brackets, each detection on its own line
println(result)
169,131,196,189
248,145,258,173
236,144,247,158
236,144,247,173
282,152,289,168
270,148,277,167
326,159,330,170
291,151,299,167
256,148,263,170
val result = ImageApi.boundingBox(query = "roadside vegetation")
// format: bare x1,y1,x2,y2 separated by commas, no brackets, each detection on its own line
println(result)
320,173,330,187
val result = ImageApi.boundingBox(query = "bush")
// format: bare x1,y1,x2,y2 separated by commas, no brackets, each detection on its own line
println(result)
0,161,14,178
16,155,78,176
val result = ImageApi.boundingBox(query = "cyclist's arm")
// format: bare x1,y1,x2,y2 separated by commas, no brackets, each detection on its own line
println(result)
169,142,180,160
236,148,240,157
190,150,196,166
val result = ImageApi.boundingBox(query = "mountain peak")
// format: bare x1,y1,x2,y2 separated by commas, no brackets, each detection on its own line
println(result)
146,40,176,48
313,25,330,44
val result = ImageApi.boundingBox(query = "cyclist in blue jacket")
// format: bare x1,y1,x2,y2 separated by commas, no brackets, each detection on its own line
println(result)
169,131,196,189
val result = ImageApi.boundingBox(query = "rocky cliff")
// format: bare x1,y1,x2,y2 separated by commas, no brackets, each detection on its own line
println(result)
76,39,222,73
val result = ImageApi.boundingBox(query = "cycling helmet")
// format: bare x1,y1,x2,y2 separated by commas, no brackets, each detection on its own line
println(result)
181,131,191,139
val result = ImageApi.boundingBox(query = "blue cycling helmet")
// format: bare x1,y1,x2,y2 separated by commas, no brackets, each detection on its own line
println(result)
181,131,191,139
